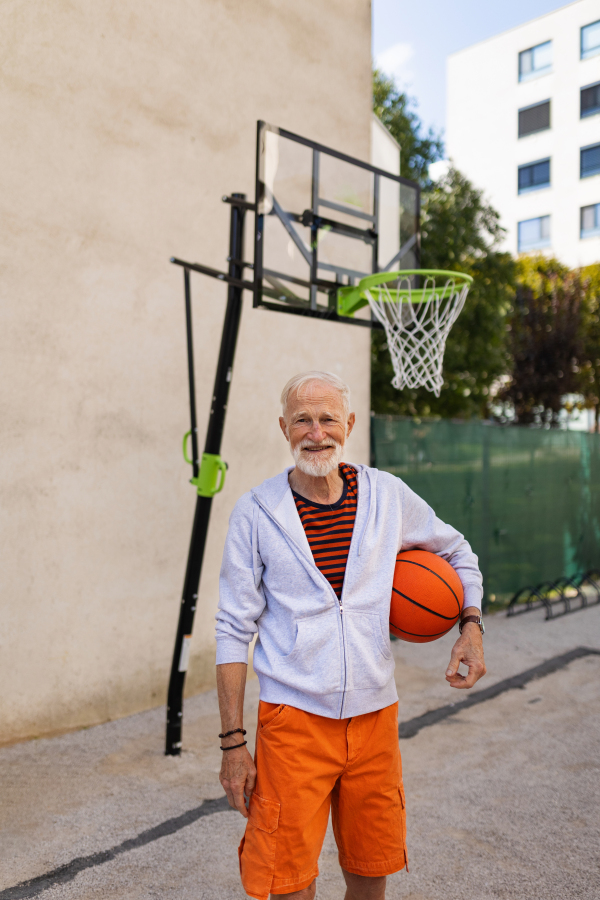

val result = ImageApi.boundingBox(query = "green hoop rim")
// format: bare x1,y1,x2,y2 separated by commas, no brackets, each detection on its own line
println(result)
337,269,473,318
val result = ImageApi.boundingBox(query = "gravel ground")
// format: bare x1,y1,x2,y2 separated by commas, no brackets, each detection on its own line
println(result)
1,603,599,899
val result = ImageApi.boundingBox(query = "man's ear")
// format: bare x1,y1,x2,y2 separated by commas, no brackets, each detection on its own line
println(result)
279,416,290,442
346,412,356,439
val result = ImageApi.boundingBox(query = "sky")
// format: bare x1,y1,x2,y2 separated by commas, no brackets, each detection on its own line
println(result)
372,0,574,141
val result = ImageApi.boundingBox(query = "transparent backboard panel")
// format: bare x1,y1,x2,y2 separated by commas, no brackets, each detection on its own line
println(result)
254,122,420,319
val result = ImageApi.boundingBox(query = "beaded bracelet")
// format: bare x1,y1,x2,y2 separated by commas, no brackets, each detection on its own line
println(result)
220,740,247,751
218,728,247,739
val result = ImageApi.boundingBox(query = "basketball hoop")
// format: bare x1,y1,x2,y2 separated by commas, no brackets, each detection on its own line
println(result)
337,270,472,396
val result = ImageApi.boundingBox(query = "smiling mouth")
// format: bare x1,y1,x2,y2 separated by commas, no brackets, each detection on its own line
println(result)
302,445,334,453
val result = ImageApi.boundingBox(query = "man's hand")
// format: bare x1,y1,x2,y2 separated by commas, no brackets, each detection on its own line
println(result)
216,662,256,818
219,744,257,818
445,610,486,689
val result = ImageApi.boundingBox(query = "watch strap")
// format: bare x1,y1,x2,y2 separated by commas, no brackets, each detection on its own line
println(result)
459,614,483,634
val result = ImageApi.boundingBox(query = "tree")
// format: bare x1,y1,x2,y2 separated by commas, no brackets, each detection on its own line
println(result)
371,166,515,418
499,257,587,426
581,263,600,431
372,69,443,183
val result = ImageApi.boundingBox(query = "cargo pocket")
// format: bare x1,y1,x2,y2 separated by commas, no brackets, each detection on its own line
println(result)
239,793,281,900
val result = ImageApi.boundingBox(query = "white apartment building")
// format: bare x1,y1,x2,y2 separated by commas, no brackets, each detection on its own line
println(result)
447,0,600,267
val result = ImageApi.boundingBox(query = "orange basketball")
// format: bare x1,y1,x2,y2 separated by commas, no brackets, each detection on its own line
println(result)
390,549,464,643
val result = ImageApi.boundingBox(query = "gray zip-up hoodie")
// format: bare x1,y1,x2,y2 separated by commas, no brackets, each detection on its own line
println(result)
216,464,482,719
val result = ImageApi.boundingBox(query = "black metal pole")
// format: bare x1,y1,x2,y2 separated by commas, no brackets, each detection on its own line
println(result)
184,267,200,479
165,193,247,755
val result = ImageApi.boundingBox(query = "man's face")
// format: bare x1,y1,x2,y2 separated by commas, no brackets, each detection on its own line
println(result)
279,381,355,477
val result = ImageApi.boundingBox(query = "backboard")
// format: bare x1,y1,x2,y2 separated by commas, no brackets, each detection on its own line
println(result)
253,121,420,323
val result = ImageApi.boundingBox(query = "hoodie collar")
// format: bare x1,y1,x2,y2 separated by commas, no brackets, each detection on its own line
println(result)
252,465,371,552
251,467,311,560
252,464,369,511
251,464,374,595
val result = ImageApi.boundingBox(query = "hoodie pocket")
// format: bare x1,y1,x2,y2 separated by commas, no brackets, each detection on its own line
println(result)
270,610,342,694
343,611,395,692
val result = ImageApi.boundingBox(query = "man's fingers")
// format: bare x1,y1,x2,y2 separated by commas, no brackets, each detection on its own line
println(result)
221,778,250,817
447,655,486,689
223,783,238,811
230,781,249,817
245,764,257,797
445,646,462,677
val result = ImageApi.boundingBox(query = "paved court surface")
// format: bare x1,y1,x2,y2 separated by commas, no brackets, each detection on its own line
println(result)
1,604,599,900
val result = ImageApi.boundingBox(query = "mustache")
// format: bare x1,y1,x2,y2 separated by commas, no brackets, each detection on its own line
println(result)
297,439,340,450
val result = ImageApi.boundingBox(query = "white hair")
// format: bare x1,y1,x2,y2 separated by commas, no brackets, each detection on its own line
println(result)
280,371,351,419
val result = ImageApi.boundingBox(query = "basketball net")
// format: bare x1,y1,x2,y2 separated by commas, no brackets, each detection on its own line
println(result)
365,273,470,397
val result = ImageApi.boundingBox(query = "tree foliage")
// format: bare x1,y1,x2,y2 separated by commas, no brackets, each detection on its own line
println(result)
499,257,586,425
372,69,443,184
581,263,600,430
498,259,600,427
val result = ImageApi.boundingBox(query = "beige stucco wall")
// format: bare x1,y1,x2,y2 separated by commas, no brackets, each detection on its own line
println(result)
0,1,373,743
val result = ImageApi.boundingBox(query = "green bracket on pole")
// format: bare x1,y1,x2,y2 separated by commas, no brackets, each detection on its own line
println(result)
192,453,227,496
183,433,227,497
336,284,366,318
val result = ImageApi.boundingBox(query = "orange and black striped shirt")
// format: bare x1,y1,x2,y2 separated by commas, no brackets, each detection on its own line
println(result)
292,463,358,599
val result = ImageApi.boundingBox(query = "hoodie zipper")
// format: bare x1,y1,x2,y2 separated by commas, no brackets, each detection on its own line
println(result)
252,492,348,718
337,597,346,717
336,468,372,716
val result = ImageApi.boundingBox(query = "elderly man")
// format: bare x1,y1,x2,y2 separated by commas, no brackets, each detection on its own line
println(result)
216,371,485,900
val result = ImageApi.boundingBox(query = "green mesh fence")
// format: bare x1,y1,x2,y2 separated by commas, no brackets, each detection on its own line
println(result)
371,416,600,607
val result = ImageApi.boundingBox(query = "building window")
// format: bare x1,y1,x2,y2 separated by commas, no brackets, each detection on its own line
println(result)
518,216,550,252
518,159,550,193
519,41,552,81
581,143,600,178
581,203,600,238
581,20,600,60
518,100,551,138
581,82,600,118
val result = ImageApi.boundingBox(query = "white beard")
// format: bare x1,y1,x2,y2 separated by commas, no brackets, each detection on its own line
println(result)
291,438,344,477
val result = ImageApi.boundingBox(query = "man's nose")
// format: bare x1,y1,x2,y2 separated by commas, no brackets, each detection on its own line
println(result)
307,421,325,442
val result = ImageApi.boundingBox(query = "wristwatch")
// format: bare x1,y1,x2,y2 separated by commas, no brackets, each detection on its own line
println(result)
459,614,485,635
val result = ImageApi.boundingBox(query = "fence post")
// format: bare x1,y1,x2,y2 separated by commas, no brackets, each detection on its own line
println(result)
480,425,490,609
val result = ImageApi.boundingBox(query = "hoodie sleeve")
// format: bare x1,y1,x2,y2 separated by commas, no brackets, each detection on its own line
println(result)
400,479,483,611
215,493,266,665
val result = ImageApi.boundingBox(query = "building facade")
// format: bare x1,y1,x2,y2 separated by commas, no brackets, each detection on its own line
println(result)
0,0,374,743
447,0,600,267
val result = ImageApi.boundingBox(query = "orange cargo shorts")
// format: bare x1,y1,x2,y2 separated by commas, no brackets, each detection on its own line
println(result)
238,700,407,900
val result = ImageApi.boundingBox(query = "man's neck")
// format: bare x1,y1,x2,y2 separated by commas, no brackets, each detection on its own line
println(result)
288,464,345,505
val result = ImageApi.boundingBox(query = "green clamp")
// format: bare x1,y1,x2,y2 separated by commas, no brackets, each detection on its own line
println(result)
183,433,227,497
192,453,227,497
336,284,368,318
